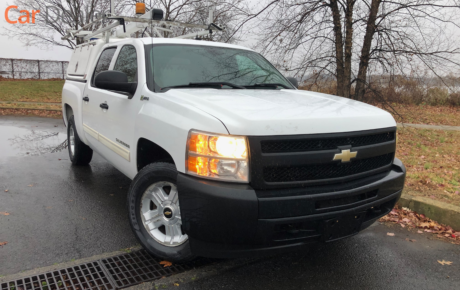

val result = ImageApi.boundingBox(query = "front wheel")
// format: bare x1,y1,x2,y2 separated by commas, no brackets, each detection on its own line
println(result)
67,115,93,165
127,162,194,262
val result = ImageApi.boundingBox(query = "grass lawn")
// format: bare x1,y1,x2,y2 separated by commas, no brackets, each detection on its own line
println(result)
379,103,460,127
397,127,460,206
0,80,64,103
0,80,63,117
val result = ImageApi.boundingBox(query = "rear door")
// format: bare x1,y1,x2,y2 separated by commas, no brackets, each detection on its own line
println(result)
96,44,143,173
83,43,143,177
82,46,118,151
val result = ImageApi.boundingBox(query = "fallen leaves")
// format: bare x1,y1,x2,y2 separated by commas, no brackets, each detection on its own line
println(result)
437,260,453,266
0,212,10,216
160,261,173,268
387,232,395,236
380,205,460,244
0,241,7,247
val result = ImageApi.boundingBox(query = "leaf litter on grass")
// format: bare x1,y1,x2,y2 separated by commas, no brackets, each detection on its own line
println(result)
396,127,460,205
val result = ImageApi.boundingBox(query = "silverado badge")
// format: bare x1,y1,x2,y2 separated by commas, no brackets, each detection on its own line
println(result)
333,149,357,163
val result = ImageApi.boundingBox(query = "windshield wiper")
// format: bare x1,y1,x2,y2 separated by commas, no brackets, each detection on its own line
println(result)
243,83,292,89
161,82,246,90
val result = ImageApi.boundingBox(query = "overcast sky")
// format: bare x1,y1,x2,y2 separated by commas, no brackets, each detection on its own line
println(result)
0,0,72,61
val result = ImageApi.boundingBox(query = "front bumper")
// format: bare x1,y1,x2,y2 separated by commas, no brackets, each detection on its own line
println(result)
177,158,406,258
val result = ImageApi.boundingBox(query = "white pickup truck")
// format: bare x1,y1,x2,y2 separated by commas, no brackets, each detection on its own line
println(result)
62,37,406,261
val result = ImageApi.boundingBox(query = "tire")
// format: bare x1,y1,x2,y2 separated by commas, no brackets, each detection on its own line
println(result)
127,162,194,262
67,115,93,166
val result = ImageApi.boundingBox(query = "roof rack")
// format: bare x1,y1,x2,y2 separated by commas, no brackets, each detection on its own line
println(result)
61,6,224,43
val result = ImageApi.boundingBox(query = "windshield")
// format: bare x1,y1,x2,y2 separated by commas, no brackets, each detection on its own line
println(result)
145,44,294,90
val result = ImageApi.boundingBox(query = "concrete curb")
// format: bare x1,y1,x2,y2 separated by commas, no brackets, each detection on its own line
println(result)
0,101,61,105
0,106,61,111
397,123,460,132
397,193,460,231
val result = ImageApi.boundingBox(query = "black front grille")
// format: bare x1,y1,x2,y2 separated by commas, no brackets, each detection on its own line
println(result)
248,128,397,190
263,153,394,183
261,131,394,153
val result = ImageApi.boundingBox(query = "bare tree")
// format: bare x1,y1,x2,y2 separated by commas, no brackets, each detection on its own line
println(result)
246,0,460,101
123,0,250,42
2,0,129,49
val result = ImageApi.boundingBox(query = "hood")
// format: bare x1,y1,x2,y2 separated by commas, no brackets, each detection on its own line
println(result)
163,89,396,136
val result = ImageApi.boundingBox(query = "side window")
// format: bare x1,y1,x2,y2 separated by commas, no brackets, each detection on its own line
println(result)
113,45,138,82
92,47,117,86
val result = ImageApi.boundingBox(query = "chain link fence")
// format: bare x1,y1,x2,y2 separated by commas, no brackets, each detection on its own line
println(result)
0,58,69,79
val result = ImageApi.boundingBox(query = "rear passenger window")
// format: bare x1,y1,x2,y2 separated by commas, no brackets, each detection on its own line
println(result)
92,47,117,86
113,45,138,82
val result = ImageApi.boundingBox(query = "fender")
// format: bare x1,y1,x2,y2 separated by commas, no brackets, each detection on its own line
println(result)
132,87,229,177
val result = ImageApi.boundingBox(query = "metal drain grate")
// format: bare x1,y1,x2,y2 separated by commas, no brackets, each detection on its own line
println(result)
1,250,215,290
101,250,213,288
0,262,114,290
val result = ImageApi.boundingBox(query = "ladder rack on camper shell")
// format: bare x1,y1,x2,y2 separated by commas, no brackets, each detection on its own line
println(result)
61,7,224,43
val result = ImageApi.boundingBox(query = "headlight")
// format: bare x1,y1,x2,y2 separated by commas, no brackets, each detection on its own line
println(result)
186,130,249,182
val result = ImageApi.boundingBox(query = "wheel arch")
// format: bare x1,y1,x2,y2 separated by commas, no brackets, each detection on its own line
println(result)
137,138,175,172
64,104,73,124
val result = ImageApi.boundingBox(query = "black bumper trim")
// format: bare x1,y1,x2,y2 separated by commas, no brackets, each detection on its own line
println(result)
188,190,400,258
177,158,405,258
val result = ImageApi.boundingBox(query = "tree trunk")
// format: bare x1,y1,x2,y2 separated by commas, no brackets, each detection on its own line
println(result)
354,0,381,101
343,0,355,98
330,0,345,97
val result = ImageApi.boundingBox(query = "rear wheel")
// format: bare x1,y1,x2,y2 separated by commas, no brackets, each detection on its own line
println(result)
67,115,93,165
127,162,194,262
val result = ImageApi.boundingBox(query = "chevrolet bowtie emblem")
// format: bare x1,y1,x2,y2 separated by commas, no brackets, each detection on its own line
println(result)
165,211,172,215
333,149,357,163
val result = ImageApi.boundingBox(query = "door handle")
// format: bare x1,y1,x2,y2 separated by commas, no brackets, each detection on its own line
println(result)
100,103,109,110
83,96,89,102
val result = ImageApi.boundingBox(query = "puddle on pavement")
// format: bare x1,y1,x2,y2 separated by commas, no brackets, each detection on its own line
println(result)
0,125,68,159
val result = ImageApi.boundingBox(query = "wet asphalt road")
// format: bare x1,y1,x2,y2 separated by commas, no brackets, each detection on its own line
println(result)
0,116,459,289
0,116,136,275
